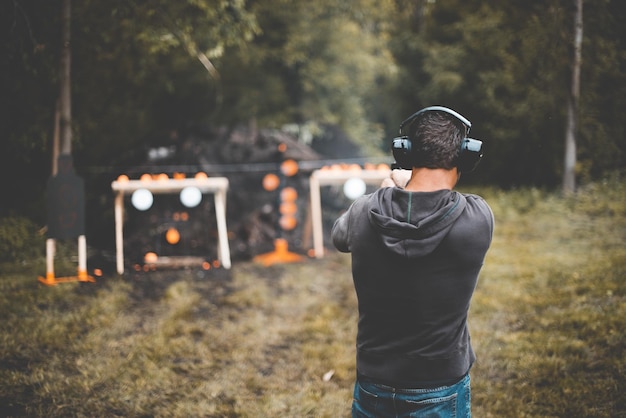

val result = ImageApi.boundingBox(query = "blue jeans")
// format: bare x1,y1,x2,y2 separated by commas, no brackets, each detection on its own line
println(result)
352,374,471,418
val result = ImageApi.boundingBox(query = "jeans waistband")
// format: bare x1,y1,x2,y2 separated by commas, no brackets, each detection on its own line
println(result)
357,371,468,390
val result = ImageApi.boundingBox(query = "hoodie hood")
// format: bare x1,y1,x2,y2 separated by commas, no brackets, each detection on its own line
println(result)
367,187,467,258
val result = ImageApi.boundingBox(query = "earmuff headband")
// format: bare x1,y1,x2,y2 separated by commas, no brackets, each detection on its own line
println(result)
399,106,472,135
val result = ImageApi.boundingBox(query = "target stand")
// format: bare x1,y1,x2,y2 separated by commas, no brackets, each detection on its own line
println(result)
111,175,231,275
38,236,96,286
39,154,96,286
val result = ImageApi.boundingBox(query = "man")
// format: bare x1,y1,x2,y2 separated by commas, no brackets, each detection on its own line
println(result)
331,106,494,417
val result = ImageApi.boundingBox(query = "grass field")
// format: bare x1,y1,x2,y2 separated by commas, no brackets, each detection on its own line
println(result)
1,176,625,417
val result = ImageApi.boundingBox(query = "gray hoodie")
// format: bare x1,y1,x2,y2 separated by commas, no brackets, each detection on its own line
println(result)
332,187,493,386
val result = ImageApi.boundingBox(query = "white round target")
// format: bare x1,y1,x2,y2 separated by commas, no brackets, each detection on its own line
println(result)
180,186,202,208
343,177,367,200
131,188,154,211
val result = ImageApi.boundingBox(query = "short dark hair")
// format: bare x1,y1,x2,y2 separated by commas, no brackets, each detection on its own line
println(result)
407,111,466,170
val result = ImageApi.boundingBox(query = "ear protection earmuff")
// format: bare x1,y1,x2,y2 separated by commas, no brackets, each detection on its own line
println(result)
391,106,483,173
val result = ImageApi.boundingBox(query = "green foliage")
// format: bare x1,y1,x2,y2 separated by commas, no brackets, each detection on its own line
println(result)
2,0,626,225
220,0,397,155
1,1,60,218
0,216,44,263
391,1,567,186
390,0,625,187
469,175,626,417
70,0,260,158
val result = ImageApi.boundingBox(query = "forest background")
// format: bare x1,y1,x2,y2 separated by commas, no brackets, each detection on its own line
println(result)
1,0,625,242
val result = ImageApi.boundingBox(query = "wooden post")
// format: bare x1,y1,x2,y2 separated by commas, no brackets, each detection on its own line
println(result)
114,192,125,274
309,174,323,258
214,188,231,269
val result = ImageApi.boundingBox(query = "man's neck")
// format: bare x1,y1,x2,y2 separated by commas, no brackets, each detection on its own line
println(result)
404,167,459,192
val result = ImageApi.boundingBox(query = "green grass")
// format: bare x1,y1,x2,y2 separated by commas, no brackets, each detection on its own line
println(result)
1,176,625,417
469,177,626,418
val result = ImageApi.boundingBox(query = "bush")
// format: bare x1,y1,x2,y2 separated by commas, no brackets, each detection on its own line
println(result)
0,216,45,263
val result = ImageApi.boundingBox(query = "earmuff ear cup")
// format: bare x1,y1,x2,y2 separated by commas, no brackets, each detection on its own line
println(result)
391,136,414,170
458,138,483,173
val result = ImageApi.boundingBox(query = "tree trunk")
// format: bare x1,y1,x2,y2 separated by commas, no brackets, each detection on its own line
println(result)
563,0,583,194
52,99,60,175
411,0,426,33
59,0,72,155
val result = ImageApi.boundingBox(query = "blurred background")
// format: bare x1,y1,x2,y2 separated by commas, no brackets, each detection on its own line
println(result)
1,3,625,416
1,0,624,262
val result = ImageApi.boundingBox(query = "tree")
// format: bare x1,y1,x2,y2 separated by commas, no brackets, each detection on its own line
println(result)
69,0,260,162
563,0,582,194
0,0,259,219
58,0,71,155
1,0,60,219
218,0,399,155
2,0,625,225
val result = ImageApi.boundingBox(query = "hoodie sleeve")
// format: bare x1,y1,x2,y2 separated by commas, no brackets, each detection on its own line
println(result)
332,196,369,253
331,210,351,253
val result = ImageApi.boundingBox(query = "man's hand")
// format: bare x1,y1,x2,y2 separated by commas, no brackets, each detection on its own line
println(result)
381,169,412,189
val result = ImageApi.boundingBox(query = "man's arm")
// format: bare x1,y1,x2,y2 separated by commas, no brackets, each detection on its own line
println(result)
331,211,351,253
334,170,410,252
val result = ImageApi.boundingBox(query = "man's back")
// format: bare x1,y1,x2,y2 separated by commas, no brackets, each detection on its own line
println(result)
332,187,493,386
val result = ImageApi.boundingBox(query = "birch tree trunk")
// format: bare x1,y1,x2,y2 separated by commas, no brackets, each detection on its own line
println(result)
563,0,583,194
